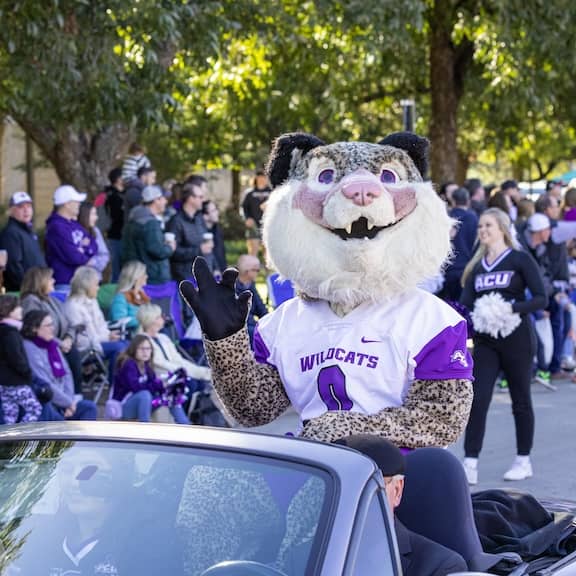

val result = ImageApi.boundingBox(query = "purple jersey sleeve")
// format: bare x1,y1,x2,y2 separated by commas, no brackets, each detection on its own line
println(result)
413,321,473,380
253,325,275,366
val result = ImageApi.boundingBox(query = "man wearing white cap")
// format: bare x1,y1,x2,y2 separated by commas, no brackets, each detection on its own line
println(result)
0,191,46,291
45,185,97,286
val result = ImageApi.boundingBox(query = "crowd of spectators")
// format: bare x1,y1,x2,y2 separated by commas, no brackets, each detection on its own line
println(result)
0,143,270,425
439,177,576,387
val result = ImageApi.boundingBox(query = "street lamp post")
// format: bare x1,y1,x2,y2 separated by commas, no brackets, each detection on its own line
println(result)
400,99,415,132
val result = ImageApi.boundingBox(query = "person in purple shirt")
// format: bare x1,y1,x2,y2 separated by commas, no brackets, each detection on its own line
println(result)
45,185,97,287
113,334,189,424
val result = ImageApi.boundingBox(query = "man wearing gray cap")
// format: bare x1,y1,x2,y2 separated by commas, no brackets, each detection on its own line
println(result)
122,185,176,284
0,191,46,291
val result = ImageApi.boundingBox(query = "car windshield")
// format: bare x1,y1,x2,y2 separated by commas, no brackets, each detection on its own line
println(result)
0,440,331,576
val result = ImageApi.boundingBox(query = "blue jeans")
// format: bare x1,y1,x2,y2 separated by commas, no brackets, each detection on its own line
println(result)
40,400,98,421
102,340,128,383
122,390,153,422
109,238,123,283
121,390,189,424
170,405,189,424
548,298,571,373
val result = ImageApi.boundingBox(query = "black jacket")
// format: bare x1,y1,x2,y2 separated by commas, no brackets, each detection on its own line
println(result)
166,209,208,282
123,179,145,224
209,223,227,272
105,185,125,240
395,519,467,576
0,323,33,387
0,218,46,291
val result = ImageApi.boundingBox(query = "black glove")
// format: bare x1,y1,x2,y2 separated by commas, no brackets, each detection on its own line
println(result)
180,257,252,341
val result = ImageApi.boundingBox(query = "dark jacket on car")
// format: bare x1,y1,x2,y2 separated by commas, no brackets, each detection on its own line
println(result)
122,206,173,284
0,218,46,292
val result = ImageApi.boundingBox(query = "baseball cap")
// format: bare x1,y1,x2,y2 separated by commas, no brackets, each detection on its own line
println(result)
333,435,405,477
527,212,550,232
141,185,164,203
53,185,87,206
9,191,33,206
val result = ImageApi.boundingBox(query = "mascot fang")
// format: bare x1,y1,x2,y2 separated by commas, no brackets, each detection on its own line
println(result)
182,131,473,447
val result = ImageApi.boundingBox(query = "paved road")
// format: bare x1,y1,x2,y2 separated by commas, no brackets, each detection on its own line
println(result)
251,376,576,501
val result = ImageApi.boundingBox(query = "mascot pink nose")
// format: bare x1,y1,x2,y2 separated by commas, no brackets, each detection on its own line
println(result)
341,181,382,206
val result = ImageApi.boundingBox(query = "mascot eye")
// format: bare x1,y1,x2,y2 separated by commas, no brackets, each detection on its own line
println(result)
380,169,398,184
318,169,335,184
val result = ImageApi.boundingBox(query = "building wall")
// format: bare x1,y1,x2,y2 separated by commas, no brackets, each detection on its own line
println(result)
0,119,60,227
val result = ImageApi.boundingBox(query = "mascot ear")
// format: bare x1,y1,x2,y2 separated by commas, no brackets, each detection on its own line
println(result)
378,132,430,179
266,132,326,188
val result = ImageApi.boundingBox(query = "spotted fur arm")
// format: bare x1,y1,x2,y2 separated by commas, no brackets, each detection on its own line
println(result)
300,378,473,447
203,329,290,426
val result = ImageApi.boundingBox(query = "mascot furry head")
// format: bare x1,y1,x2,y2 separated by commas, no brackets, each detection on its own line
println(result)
262,132,453,313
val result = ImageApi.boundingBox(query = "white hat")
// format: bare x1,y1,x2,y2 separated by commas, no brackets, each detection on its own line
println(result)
142,185,164,203
53,185,87,206
9,191,33,206
527,212,550,232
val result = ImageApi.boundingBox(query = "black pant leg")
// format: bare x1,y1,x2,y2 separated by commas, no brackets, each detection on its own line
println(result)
464,338,502,458
65,346,83,395
500,320,537,456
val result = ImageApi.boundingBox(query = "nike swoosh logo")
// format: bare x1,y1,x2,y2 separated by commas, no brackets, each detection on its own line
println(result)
361,337,382,343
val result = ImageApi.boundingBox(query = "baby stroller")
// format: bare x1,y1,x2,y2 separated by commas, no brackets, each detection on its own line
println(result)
163,369,228,427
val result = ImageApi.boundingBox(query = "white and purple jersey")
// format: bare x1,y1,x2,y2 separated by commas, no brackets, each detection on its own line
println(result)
253,289,473,423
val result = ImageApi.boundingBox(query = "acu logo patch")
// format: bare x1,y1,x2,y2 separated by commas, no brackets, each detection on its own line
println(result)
475,271,514,292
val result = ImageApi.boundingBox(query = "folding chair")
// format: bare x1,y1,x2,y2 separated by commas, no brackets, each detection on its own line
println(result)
80,348,110,404
266,273,295,308
50,290,69,303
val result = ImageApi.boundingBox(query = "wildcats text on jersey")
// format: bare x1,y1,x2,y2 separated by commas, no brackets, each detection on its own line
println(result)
475,270,514,292
300,347,379,373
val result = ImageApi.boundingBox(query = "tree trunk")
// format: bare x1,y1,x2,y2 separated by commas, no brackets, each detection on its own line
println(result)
428,0,459,184
15,120,134,198
456,149,470,185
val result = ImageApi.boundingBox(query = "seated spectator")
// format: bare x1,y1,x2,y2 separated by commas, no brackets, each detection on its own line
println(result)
137,303,211,381
78,201,110,281
113,334,189,424
110,261,150,330
0,295,42,423
64,266,127,382
45,185,96,288
0,191,46,292
124,166,157,220
22,310,97,421
166,180,209,282
236,255,268,345
122,186,175,285
20,267,84,393
202,200,227,273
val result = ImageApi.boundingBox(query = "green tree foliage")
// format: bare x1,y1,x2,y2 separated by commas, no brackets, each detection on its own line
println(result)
0,0,233,194
2,0,576,193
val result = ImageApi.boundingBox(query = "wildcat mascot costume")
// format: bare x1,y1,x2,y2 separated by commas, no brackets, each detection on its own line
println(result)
182,131,473,447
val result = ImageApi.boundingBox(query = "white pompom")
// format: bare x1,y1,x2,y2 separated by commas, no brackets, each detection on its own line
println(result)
471,292,521,338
